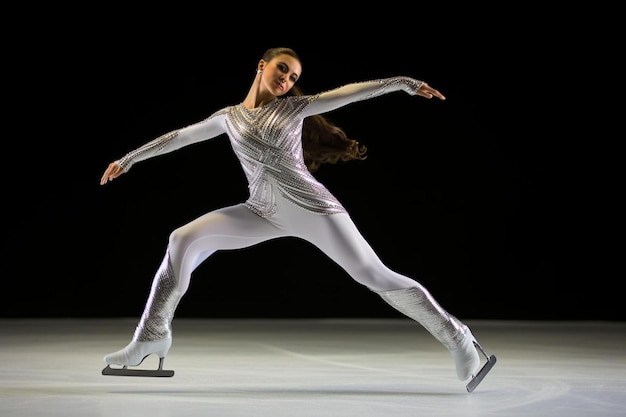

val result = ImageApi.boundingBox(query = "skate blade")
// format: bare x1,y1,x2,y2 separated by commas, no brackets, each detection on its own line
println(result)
465,353,497,393
102,364,174,377
465,340,497,392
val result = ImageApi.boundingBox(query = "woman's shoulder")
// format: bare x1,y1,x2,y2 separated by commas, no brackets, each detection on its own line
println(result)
280,95,316,109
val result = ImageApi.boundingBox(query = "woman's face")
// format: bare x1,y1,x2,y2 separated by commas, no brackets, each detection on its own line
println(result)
260,53,302,96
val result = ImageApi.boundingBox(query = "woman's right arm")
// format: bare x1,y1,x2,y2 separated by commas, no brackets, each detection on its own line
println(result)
100,109,228,185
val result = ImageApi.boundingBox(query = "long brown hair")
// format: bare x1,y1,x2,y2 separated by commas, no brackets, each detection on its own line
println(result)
261,47,367,172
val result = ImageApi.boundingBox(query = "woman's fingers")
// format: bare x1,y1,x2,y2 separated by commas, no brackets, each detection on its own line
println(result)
100,163,122,185
419,83,446,100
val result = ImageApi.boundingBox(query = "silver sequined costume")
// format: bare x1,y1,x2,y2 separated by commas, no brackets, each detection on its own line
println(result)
117,77,424,218
105,77,472,369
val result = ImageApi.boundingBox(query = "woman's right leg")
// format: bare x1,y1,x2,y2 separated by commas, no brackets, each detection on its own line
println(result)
103,204,284,371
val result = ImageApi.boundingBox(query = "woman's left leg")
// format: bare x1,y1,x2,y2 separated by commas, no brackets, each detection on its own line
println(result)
292,211,481,382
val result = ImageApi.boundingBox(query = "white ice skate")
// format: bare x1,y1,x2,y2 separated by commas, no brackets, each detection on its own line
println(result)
102,339,174,377
464,339,497,393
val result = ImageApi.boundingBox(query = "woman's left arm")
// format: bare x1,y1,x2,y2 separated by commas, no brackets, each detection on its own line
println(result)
302,76,445,117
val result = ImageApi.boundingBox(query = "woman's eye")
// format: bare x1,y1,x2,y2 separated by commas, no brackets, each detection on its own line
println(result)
276,62,296,82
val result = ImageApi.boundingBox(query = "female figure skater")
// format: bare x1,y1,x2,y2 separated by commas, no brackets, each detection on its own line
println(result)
100,47,495,390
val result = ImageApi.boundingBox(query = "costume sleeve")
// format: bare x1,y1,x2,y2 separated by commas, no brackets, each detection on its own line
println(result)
116,109,228,172
301,76,424,118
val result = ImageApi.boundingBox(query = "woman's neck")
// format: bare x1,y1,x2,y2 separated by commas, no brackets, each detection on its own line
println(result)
242,76,276,109
242,93,275,109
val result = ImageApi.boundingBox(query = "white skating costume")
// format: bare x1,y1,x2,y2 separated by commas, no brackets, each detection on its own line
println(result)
103,76,495,390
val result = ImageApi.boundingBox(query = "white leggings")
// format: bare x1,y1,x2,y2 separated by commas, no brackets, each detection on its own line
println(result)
167,194,418,296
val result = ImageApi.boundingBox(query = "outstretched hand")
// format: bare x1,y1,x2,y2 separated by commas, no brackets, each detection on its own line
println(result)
416,82,446,100
100,162,124,185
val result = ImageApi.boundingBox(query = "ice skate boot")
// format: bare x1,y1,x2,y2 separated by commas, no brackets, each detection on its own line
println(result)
102,253,180,377
377,286,496,392
102,339,174,377
450,326,480,381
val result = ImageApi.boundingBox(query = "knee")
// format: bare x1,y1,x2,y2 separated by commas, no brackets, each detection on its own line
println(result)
351,265,417,293
168,227,190,251
349,264,388,291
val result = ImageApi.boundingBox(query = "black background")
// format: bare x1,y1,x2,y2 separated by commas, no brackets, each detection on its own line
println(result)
5,6,619,320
